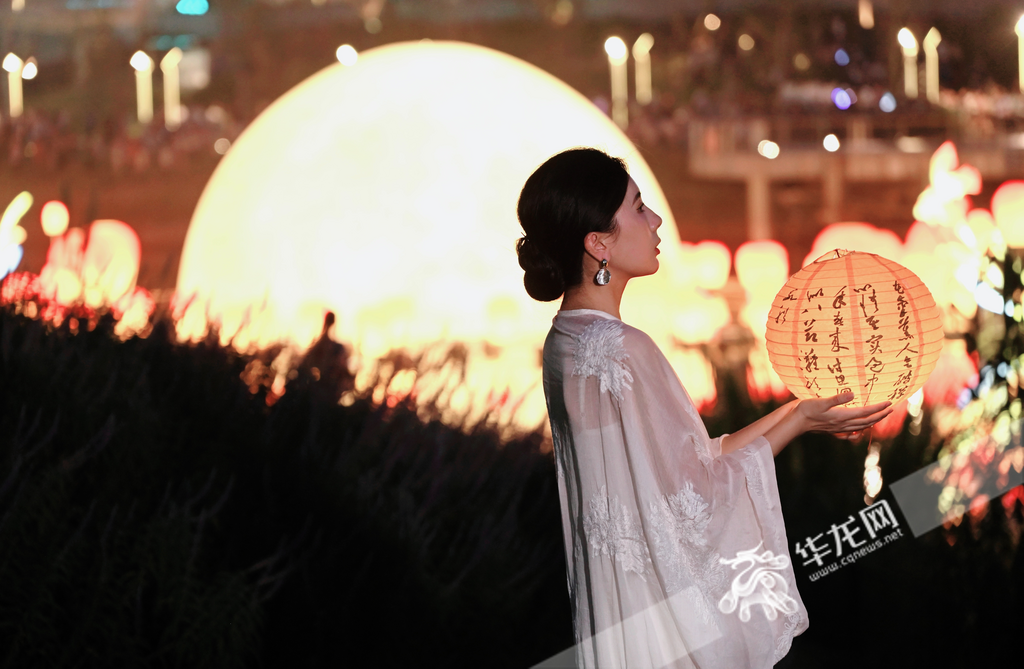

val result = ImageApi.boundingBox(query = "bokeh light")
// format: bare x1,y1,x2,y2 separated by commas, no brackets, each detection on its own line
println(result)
823,134,840,152
41,201,70,237
879,91,897,112
757,139,780,159
336,44,358,66
738,34,755,51
831,87,852,110
793,53,811,71
704,14,721,31
834,48,850,66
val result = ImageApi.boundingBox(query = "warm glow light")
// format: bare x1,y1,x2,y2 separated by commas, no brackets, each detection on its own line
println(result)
130,51,153,72
175,41,686,428
80,221,141,309
2,52,22,73
991,181,1024,248
131,52,154,124
823,134,840,152
41,201,70,237
336,44,358,66
735,240,788,298
1017,16,1024,91
161,48,184,131
858,0,874,30
632,33,654,106
3,53,23,118
38,219,143,316
899,29,919,99
757,140,779,159
913,141,981,226
632,32,654,58
793,53,811,71
897,28,918,53
21,58,37,80
604,37,628,128
766,249,944,406
923,28,942,104
0,192,32,279
704,14,721,31
803,222,904,267
738,34,755,51
603,36,627,62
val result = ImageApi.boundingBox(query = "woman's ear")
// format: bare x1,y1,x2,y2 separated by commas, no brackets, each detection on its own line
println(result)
583,231,610,262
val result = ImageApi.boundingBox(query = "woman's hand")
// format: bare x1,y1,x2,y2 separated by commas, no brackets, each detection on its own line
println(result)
794,391,892,436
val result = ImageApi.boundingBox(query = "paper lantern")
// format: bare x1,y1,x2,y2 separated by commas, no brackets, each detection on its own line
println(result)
766,249,944,406
991,181,1024,248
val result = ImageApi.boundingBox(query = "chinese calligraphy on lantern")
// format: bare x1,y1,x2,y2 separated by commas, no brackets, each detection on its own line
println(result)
766,250,943,406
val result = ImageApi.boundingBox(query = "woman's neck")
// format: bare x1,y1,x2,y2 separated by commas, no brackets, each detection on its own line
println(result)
560,281,626,319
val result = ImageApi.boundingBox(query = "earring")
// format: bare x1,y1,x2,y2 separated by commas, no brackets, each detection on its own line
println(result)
594,259,611,286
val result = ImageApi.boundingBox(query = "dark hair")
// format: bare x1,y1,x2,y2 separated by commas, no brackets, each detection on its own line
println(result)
515,148,629,302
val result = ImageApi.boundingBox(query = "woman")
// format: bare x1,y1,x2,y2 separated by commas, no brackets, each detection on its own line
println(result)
516,148,892,668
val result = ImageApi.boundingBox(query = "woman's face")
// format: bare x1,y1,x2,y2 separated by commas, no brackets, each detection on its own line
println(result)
606,177,663,279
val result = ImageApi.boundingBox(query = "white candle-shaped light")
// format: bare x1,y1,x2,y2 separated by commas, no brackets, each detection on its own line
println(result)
2,53,23,118
130,50,154,124
923,28,941,104
21,57,37,80
898,28,919,99
632,33,654,106
604,36,628,129
1016,16,1024,92
161,47,183,131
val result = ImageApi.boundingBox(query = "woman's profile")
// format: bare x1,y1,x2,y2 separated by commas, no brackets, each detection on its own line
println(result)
516,148,892,668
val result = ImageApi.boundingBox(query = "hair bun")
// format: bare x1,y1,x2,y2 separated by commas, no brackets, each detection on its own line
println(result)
516,236,565,302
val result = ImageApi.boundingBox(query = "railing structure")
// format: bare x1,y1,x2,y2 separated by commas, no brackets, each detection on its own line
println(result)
686,111,1024,240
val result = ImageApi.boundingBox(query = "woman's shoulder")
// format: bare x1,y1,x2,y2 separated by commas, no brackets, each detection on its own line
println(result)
556,312,660,400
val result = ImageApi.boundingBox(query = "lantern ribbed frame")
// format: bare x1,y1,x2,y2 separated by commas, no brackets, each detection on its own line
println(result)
765,249,944,406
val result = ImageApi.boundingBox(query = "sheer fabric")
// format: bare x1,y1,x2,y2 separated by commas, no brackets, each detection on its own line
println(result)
543,309,808,669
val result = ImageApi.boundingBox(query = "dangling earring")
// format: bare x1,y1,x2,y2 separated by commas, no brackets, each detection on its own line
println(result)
594,259,611,286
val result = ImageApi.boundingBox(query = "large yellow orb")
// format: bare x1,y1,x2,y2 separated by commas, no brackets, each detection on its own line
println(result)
176,40,682,356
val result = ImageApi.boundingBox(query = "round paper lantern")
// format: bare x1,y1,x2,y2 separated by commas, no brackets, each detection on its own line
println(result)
765,249,944,406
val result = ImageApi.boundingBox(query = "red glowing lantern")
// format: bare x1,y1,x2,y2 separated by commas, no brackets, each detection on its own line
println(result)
766,249,944,407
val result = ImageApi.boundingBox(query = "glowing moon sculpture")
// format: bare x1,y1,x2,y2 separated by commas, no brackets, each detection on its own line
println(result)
765,249,944,407
176,41,682,358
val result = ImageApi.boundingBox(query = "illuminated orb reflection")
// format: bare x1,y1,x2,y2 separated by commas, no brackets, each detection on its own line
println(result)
176,41,687,426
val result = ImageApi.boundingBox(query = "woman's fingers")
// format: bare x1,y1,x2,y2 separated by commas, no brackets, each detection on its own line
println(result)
828,391,855,407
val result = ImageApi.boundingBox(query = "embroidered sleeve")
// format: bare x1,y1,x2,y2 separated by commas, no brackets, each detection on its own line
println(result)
647,482,727,625
571,319,633,401
583,485,653,581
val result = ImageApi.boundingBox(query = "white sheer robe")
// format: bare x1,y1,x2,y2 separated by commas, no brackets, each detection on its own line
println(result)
542,309,808,669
